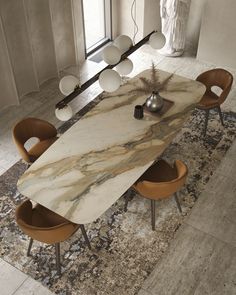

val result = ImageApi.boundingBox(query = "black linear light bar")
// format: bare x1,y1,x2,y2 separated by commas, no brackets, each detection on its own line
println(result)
56,31,154,109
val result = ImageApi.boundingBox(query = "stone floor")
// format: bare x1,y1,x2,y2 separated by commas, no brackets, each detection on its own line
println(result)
138,140,236,295
0,259,53,295
0,45,236,294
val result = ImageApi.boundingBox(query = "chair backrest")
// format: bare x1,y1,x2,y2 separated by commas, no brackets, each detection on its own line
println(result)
134,160,188,200
196,68,233,104
12,118,57,163
15,200,76,244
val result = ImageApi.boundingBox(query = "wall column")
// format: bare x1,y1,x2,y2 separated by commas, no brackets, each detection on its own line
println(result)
0,0,83,110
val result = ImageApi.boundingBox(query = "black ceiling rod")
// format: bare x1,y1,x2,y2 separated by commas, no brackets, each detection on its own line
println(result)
55,31,154,109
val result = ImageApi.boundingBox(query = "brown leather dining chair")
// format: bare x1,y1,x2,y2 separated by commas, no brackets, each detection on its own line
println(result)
130,159,188,230
196,68,233,136
15,200,91,275
13,118,58,164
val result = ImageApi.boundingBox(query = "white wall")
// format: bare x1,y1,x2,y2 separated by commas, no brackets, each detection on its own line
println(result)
50,0,77,71
197,0,236,68
114,0,145,43
2,0,233,110
111,0,119,39
71,0,86,63
114,0,203,52
186,0,206,53
25,0,58,84
116,0,207,53
0,18,19,109
143,0,161,36
0,0,39,98
0,0,80,110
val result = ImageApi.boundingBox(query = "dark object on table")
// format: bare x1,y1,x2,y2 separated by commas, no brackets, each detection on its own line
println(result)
134,105,144,119
196,68,233,137
15,200,91,275
145,91,164,112
143,97,174,117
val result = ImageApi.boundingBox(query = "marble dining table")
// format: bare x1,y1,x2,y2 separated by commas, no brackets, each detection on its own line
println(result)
17,69,206,224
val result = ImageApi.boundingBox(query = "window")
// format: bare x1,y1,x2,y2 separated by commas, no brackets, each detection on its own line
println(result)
82,0,111,56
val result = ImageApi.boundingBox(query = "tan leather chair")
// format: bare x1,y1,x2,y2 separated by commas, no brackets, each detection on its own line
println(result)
131,159,188,230
196,68,233,136
13,118,58,164
15,200,91,275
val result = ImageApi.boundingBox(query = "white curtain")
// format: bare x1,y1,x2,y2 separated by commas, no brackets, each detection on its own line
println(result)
0,0,81,110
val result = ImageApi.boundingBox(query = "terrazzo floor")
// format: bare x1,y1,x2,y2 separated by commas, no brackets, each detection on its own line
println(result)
0,45,236,295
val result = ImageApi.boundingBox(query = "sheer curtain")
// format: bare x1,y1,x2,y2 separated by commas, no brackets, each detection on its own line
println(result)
0,0,82,110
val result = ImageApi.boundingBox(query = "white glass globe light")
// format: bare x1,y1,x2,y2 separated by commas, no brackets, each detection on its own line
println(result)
149,32,166,49
55,105,73,121
59,75,79,96
114,35,133,54
116,58,133,75
102,45,121,65
99,69,121,92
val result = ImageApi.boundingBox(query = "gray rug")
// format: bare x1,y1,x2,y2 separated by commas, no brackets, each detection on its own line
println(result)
0,102,235,294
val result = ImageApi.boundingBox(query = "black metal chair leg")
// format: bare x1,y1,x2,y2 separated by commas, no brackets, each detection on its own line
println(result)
55,243,61,276
174,192,182,213
124,189,133,212
27,238,33,256
203,109,209,137
80,225,91,250
217,106,224,126
151,200,156,231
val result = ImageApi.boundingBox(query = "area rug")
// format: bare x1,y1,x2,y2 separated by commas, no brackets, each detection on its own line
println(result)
0,98,235,295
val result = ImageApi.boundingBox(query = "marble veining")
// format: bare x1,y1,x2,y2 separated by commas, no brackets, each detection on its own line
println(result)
2,108,236,295
17,69,205,224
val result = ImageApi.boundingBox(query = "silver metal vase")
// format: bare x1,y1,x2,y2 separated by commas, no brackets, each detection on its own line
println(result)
145,91,164,112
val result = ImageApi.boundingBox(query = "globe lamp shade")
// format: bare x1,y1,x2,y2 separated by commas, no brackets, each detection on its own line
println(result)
114,35,133,54
59,75,80,96
99,69,121,92
55,105,73,121
102,45,121,65
149,32,166,49
116,58,133,75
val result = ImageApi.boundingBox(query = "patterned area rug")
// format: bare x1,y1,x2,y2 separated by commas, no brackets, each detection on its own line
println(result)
0,96,235,295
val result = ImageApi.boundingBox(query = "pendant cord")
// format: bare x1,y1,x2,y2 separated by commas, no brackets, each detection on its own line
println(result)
131,0,139,44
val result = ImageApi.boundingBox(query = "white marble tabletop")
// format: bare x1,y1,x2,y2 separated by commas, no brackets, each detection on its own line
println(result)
17,69,205,224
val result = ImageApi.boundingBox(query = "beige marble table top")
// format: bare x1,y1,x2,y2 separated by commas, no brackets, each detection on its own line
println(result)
17,69,205,224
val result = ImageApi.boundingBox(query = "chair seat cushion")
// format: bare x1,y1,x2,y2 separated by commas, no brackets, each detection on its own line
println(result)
197,91,220,109
32,204,70,228
28,137,58,162
137,159,177,183
133,160,187,200
16,200,80,244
